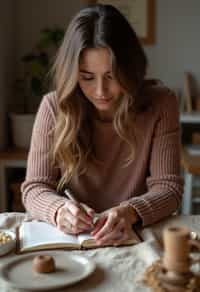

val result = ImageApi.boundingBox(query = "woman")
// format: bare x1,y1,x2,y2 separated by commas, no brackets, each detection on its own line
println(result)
21,4,183,246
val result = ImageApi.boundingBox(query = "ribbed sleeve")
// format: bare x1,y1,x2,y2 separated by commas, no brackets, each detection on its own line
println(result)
21,87,183,227
21,93,67,225
128,92,183,226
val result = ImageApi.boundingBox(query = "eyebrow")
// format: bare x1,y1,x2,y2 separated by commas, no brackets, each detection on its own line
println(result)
79,70,112,74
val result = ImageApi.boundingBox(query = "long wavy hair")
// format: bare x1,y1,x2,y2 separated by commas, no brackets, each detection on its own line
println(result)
52,4,147,190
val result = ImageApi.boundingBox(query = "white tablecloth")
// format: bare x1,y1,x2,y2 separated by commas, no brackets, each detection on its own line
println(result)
0,213,199,292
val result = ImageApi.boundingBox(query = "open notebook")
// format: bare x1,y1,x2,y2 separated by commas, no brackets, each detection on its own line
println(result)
17,221,142,253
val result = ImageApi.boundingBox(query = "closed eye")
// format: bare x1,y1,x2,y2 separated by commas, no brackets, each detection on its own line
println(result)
79,71,95,80
79,72,115,81
80,75,94,81
106,74,114,80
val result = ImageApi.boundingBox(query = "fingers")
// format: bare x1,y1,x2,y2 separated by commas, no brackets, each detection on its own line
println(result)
63,209,92,230
91,207,135,246
94,218,125,244
58,222,86,235
91,216,107,236
56,200,94,234
67,201,93,226
81,203,95,218
93,211,119,240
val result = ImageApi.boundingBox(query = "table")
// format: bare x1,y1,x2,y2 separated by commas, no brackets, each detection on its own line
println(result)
0,213,200,292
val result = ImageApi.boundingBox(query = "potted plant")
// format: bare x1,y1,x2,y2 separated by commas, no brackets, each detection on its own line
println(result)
10,27,64,149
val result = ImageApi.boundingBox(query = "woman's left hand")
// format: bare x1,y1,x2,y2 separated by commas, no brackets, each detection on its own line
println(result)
91,204,139,246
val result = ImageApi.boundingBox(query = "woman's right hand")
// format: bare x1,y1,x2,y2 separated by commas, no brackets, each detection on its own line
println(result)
56,200,95,234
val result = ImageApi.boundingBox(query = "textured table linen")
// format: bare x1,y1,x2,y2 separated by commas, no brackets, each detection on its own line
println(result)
0,213,199,292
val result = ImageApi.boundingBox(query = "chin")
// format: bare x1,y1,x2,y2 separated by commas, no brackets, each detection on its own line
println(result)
95,104,111,111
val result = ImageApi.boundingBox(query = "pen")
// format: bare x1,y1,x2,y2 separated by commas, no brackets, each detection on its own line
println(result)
64,189,79,203
64,189,99,223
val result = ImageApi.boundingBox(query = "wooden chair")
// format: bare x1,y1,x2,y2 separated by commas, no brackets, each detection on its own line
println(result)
181,147,200,214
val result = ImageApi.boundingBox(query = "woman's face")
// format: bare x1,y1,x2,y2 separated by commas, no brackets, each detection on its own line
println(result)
78,47,123,121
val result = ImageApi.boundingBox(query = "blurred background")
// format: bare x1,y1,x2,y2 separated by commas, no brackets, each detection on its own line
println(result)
0,0,200,214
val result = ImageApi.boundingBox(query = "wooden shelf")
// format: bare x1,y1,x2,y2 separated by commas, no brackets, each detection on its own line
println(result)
0,148,28,161
0,148,28,211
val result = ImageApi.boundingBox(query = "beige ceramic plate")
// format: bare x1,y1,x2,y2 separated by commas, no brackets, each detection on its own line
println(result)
0,251,95,291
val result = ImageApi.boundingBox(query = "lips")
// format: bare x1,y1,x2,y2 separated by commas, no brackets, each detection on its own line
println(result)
95,98,112,103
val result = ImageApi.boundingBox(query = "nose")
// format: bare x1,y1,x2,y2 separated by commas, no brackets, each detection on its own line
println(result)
95,79,107,98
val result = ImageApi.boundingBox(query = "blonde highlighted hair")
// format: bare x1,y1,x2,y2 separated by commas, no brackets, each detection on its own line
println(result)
52,4,147,190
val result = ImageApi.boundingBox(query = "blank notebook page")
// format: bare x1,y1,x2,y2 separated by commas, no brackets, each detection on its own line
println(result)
20,221,79,248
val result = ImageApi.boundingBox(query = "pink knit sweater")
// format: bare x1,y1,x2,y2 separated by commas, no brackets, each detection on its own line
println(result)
21,85,183,226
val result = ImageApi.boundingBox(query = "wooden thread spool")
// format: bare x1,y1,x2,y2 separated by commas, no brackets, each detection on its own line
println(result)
163,226,191,274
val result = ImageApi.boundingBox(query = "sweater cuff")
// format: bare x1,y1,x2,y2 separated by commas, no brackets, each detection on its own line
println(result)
45,198,67,226
127,197,155,226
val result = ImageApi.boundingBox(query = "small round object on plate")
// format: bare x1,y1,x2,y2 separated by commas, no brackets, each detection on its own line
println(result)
32,255,56,273
0,230,16,256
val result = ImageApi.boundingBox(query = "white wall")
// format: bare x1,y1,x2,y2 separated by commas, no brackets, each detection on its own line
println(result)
145,0,200,96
